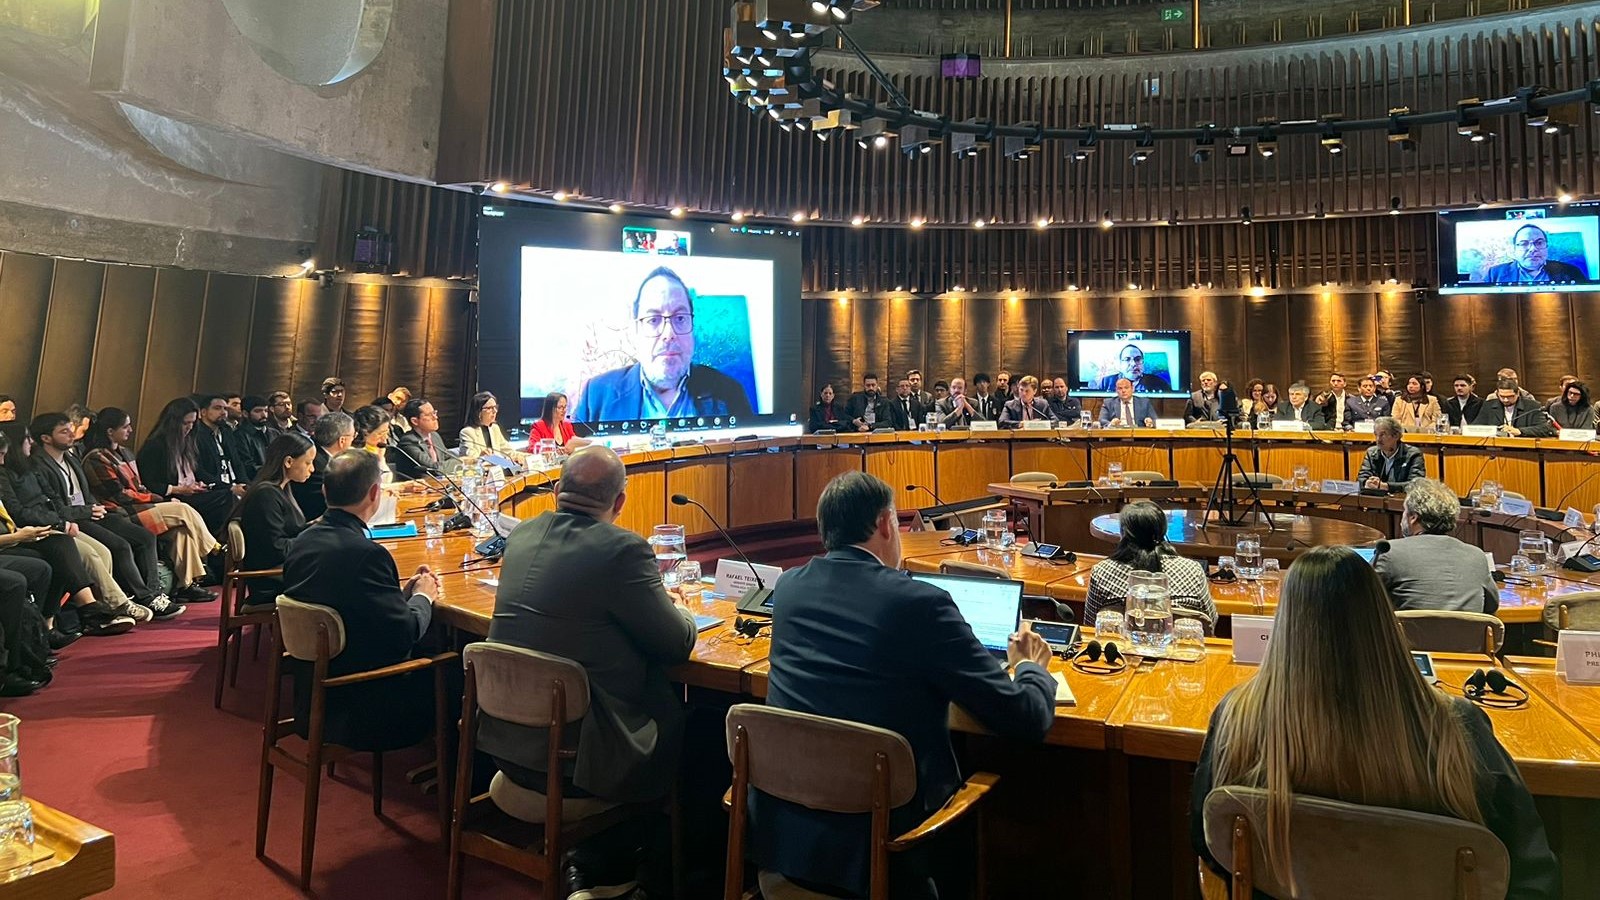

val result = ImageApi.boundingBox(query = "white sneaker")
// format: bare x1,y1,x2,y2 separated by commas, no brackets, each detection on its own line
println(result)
120,602,153,624
144,594,187,620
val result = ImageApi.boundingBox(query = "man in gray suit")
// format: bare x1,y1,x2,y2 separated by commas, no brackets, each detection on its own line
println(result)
1373,478,1498,614
484,445,696,899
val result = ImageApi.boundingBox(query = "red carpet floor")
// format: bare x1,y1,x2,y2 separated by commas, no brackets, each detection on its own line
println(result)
6,595,528,899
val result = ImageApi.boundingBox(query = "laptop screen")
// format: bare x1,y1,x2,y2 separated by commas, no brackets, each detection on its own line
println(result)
1353,547,1377,565
909,573,1024,653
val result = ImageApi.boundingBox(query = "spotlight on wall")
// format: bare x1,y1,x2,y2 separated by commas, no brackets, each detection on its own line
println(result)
670,206,686,217
1389,196,1402,215
1070,127,1097,161
609,203,625,213
1456,98,1491,142
1129,131,1154,164
1100,211,1115,229
1001,122,1042,161
855,117,894,149
1256,118,1279,157
489,181,510,193
899,124,939,156
1558,185,1575,204
730,210,746,222
1387,106,1417,151
1319,129,1344,154
1240,206,1253,225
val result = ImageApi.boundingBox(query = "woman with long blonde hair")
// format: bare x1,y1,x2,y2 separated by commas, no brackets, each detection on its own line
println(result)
1190,546,1558,897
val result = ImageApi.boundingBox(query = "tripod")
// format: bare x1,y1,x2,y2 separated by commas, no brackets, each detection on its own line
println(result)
1203,414,1276,529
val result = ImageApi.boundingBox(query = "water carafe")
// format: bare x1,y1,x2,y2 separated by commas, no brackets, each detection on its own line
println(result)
1126,570,1174,657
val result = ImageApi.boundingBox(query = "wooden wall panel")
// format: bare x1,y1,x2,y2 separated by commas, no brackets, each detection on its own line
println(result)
424,288,473,430
140,268,207,427
850,296,891,389
194,274,256,393
0,253,55,413
290,282,347,401
338,283,388,404
1374,289,1425,379
246,279,303,399
1519,293,1577,393
926,297,967,391
381,286,434,400
88,264,157,416
35,260,104,413
815,299,854,396
885,296,927,387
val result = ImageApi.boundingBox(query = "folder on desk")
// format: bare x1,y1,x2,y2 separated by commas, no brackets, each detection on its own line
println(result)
1052,672,1077,706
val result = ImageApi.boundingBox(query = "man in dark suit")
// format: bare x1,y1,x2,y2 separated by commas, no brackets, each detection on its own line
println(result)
1472,378,1557,437
1374,477,1498,614
228,395,272,482
1185,371,1222,423
1093,343,1172,392
1315,372,1356,430
846,373,893,432
757,472,1055,898
888,378,926,430
280,449,439,751
1347,376,1393,423
292,411,353,522
1356,417,1427,491
484,445,695,898
390,399,462,482
907,369,934,412
1444,374,1483,428
1047,377,1083,424
998,375,1057,426
934,377,982,428
1098,378,1156,427
193,393,245,500
1274,383,1326,428
1484,224,1591,285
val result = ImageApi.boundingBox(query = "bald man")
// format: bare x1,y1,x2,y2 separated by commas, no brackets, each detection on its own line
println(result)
484,445,695,897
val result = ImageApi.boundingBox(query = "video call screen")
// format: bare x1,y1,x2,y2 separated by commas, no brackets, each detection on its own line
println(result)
1439,203,1600,294
477,206,803,430
1066,329,1193,399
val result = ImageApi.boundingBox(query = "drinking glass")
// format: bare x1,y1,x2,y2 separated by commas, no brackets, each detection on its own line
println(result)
423,513,444,540
536,438,558,467
0,715,17,803
1079,410,1092,429
982,510,1009,549
1107,461,1125,486
1291,464,1310,491
1235,533,1264,580
1093,609,1127,649
1510,554,1532,576
0,800,32,872
1261,558,1282,581
1126,570,1174,657
1479,481,1502,510
1171,618,1207,662
677,560,703,596
649,524,687,587
1519,530,1551,572
1216,555,1237,576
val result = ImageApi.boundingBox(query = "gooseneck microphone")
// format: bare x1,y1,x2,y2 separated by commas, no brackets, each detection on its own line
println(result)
395,442,508,560
670,493,772,610
905,483,972,534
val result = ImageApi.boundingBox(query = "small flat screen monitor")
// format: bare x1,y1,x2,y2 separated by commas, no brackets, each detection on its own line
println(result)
1439,202,1600,294
1066,329,1192,399
909,572,1023,655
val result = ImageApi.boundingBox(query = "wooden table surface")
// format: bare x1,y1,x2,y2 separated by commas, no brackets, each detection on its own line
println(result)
0,799,115,899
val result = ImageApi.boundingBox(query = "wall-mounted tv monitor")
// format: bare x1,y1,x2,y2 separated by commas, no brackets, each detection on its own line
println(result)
476,206,804,435
1438,202,1600,294
1066,330,1192,399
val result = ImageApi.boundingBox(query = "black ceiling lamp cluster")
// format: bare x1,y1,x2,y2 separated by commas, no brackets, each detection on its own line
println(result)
725,0,1593,163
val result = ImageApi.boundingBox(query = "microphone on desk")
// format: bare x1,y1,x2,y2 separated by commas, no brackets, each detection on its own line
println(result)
905,484,977,540
670,493,772,611
394,442,507,560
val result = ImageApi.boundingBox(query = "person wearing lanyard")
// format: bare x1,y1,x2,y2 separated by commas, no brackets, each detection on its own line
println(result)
1357,417,1426,491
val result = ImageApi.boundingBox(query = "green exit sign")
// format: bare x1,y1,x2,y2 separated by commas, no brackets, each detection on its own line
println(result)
1161,6,1186,20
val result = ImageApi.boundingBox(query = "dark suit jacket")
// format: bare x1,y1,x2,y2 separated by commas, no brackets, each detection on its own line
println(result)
1485,258,1588,284
1094,373,1171,392
1355,443,1427,490
1273,401,1326,429
291,446,332,522
30,451,100,523
1047,396,1083,423
390,430,461,481
133,437,236,532
844,391,894,431
1186,391,1221,422
966,393,1001,422
0,469,62,528
756,547,1055,897
1547,401,1596,430
1098,395,1157,427
236,482,308,606
280,508,434,750
1472,398,1557,437
998,396,1056,426
1317,393,1357,430
484,509,695,802
807,402,845,433
1347,393,1392,422
1445,394,1483,427
194,422,241,486
1192,694,1558,899
572,362,753,423
227,423,270,482
887,394,926,430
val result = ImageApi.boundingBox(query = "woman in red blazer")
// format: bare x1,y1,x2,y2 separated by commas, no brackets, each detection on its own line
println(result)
526,392,591,452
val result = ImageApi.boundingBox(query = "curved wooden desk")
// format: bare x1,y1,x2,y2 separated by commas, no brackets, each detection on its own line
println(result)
1086,508,1384,560
0,800,115,899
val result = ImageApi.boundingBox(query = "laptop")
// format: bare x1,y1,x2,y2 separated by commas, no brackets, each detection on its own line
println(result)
909,572,1024,658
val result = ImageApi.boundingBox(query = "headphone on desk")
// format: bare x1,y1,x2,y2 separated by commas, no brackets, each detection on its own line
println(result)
732,616,770,640
1070,640,1128,675
1461,669,1529,710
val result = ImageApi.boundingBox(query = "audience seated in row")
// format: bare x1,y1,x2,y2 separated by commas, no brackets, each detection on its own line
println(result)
234,433,316,608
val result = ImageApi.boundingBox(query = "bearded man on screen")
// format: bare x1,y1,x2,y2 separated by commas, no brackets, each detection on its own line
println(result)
573,267,754,423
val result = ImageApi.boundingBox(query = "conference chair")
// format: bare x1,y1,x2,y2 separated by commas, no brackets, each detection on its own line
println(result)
1006,472,1057,538
1009,471,1057,484
1396,610,1505,655
939,560,1008,579
215,520,281,708
257,597,456,890
447,642,669,900
1542,589,1600,632
1117,470,1166,483
1201,785,1509,899
722,704,999,900
1230,473,1284,488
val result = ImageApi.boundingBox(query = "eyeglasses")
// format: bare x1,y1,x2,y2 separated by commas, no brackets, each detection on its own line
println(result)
1120,354,1143,363
1514,238,1548,250
636,313,694,335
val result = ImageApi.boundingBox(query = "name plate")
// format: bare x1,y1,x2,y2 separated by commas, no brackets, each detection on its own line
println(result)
1461,424,1499,438
1154,418,1185,431
713,559,783,598
1021,419,1053,431
1484,550,1496,572
1352,420,1375,433
1232,615,1275,665
1320,479,1359,494
1269,419,1310,431
1557,630,1600,684
1567,507,1589,530
1560,539,1591,563
1562,429,1598,443
1498,497,1535,517
970,420,998,432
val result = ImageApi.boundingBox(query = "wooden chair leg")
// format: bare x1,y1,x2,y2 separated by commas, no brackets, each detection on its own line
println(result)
227,630,243,687
301,739,324,891
253,622,264,659
255,635,283,859
255,757,275,859
214,627,232,709
433,664,452,833
372,751,384,817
